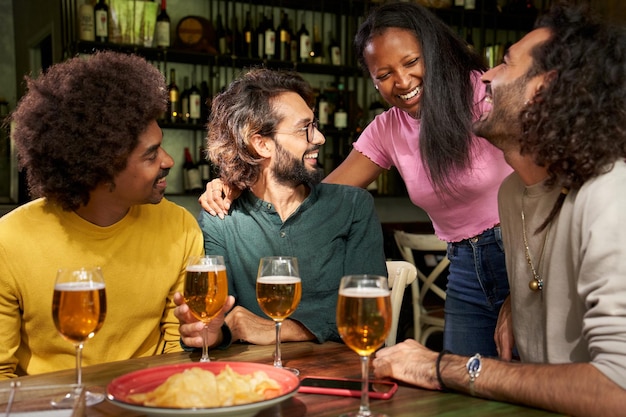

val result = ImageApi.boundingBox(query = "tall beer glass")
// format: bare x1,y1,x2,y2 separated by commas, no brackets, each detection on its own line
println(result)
256,256,301,375
52,266,107,406
184,255,228,362
337,275,391,417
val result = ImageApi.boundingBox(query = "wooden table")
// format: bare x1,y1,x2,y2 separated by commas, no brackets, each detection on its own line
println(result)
0,342,563,416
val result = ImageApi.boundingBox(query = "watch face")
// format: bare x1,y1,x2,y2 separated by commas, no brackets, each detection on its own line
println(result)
466,354,482,377
468,358,481,372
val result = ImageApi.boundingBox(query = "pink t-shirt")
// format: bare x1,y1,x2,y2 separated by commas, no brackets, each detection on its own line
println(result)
354,76,512,242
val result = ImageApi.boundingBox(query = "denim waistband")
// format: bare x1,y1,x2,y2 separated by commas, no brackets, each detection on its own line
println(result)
450,224,501,246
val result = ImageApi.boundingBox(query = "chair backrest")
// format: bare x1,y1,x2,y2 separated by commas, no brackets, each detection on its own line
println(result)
393,231,448,302
385,260,418,347
393,230,449,345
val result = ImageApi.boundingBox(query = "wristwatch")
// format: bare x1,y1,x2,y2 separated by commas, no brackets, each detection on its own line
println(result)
466,353,482,396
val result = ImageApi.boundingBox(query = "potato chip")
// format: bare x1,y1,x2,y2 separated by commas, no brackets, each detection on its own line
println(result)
127,365,281,408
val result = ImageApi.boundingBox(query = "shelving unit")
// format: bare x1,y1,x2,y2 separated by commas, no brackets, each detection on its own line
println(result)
59,0,540,196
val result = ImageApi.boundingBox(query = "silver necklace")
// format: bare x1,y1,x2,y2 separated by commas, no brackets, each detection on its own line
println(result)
521,190,550,292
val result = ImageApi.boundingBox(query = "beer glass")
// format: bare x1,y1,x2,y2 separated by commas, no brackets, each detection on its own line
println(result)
336,275,391,417
52,267,107,406
184,255,229,362
256,256,302,375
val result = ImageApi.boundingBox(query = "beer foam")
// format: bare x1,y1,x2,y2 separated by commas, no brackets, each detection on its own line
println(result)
186,264,227,272
257,275,301,284
54,281,106,291
339,287,390,298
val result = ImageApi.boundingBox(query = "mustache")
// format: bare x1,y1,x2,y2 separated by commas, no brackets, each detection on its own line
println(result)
306,145,322,154
157,168,170,180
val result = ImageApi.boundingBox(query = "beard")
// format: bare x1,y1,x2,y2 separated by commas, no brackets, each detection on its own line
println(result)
473,77,529,151
271,141,324,186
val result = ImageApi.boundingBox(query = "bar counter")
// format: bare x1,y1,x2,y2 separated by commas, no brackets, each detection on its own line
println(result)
0,342,564,416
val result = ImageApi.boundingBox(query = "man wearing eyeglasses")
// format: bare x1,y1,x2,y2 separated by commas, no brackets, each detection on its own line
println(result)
174,68,387,347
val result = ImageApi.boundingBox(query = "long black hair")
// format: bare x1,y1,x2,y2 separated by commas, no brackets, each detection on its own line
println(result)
355,2,487,195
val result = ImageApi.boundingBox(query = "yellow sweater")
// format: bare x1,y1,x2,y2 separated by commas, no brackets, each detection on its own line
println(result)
0,198,203,378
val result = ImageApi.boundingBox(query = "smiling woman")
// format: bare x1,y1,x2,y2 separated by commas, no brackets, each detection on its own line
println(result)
324,1,513,358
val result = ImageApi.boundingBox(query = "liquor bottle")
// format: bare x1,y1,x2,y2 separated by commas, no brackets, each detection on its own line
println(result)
168,68,180,123
94,0,109,43
155,0,170,48
188,72,202,125
296,20,311,63
242,11,254,58
464,0,476,10
311,25,323,64
180,76,191,123
264,14,276,59
255,13,266,59
183,147,203,193
328,34,341,66
277,10,291,61
198,146,212,187
77,0,95,41
334,83,348,130
317,86,330,128
454,0,465,7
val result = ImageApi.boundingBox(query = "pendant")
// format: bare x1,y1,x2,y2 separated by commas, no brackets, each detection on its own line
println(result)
529,278,543,292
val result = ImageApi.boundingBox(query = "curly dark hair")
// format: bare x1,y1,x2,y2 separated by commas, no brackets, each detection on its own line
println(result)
520,2,626,231
11,51,167,211
206,67,314,190
354,1,487,195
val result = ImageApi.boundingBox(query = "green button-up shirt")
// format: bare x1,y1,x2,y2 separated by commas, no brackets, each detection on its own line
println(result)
197,183,387,342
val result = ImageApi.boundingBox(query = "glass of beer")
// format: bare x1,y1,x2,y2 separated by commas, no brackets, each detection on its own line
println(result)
184,255,229,362
256,256,302,375
52,266,107,406
336,275,391,417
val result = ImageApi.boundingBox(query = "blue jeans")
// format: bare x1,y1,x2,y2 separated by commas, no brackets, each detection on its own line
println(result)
443,226,509,357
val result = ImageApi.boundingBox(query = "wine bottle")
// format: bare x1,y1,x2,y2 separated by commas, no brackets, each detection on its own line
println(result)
328,34,341,66
216,14,228,55
311,25,323,64
180,76,190,123
155,0,170,48
368,93,386,123
200,80,210,123
168,68,180,123
264,14,276,59
198,146,212,187
183,147,203,193
466,28,475,51
289,18,298,63
256,13,266,59
334,83,348,130
242,11,254,58
230,15,241,57
296,20,311,63
188,71,202,125
277,10,291,61
94,0,109,43
77,0,95,42
317,86,330,128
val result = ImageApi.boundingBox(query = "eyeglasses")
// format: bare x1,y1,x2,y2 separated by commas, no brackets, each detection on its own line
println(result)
275,119,319,144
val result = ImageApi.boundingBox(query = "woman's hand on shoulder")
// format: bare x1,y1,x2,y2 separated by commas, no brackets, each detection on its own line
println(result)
198,178,241,219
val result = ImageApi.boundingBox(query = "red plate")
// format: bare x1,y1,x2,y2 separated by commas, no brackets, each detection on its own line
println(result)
107,361,300,417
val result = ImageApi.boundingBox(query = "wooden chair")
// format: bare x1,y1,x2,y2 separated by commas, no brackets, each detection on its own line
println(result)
385,260,418,347
393,230,450,346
